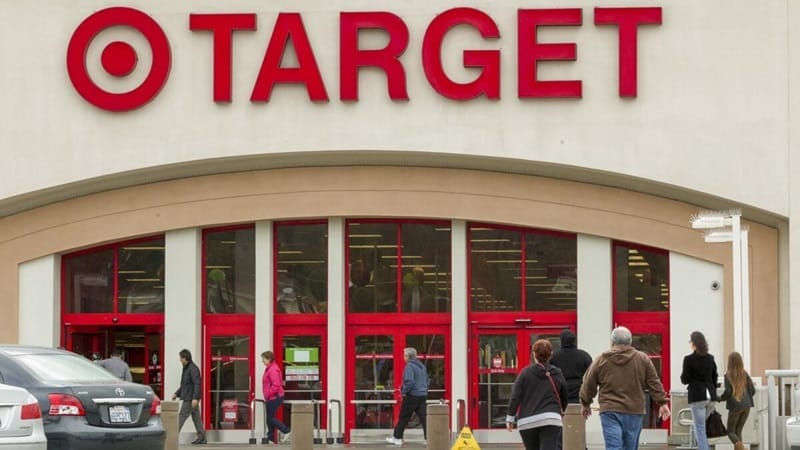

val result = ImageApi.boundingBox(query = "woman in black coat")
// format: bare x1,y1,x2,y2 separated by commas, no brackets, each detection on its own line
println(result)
680,331,718,450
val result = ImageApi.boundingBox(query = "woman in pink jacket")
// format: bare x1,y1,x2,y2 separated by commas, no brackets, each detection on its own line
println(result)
262,351,291,443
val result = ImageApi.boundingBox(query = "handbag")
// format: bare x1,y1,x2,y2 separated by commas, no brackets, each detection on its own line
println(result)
706,406,727,438
537,363,565,417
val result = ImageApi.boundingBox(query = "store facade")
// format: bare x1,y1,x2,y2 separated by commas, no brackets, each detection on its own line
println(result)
0,0,796,445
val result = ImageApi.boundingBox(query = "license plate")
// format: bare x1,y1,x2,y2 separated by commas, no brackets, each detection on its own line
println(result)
109,405,131,423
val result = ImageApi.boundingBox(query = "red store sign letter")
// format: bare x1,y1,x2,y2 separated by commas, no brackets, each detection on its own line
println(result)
340,12,410,101
595,7,662,98
190,14,256,103
518,9,582,99
422,8,500,100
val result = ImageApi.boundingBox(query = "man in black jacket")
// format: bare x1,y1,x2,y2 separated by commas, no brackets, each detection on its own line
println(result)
172,349,206,445
550,329,592,404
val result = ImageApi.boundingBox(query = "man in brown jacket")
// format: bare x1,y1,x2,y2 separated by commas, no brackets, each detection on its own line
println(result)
579,326,670,450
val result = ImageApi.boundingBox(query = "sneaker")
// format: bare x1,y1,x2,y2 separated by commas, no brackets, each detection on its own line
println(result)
191,436,207,445
385,436,403,445
280,431,292,443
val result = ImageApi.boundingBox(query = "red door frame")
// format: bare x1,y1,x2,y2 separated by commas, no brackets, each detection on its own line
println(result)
345,324,451,439
468,323,573,429
203,319,255,431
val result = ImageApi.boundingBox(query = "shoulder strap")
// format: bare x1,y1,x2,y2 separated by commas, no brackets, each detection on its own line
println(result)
538,363,564,415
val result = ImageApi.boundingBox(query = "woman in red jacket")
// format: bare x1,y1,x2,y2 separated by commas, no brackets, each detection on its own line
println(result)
262,351,291,443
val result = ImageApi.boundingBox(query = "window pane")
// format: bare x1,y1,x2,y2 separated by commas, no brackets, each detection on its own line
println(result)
408,335,446,404
353,335,394,429
118,239,165,313
276,224,328,314
401,224,451,313
470,227,522,311
348,223,398,313
477,334,517,429
615,244,669,312
525,233,577,311
205,228,255,314
63,249,114,313
209,335,251,430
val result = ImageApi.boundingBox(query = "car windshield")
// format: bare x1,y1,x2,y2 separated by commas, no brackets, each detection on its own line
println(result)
16,353,120,382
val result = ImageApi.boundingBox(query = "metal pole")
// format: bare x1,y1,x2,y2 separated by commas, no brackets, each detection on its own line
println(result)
768,373,776,450
741,228,751,372
731,214,743,366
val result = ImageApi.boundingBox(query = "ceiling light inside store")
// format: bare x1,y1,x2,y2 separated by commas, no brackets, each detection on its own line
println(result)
119,270,146,274
122,246,164,251
485,260,522,264
280,260,326,264
471,239,511,243
471,250,521,253
278,251,303,255
349,234,384,238
206,265,232,269
628,262,650,267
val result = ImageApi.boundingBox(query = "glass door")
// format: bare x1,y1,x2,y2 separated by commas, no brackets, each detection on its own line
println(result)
347,326,450,443
275,326,327,432
621,321,670,429
204,323,254,430
469,326,567,429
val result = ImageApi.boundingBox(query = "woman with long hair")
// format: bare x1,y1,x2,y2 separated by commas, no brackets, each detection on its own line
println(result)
680,331,719,450
719,352,756,450
506,339,569,450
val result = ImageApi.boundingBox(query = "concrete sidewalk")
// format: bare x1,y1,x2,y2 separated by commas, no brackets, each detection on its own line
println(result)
178,444,671,449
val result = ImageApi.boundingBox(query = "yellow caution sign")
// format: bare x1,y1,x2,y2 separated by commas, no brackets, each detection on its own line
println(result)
451,426,481,450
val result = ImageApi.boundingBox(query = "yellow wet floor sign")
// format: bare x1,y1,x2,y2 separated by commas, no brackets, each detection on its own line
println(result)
451,426,481,450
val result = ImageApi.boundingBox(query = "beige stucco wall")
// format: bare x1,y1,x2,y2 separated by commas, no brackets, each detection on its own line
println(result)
0,166,779,373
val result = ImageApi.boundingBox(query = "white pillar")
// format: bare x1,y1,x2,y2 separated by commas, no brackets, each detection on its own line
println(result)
327,218,346,416
450,220,468,431
576,234,612,446
740,228,751,372
255,221,273,401
18,255,60,347
164,228,202,429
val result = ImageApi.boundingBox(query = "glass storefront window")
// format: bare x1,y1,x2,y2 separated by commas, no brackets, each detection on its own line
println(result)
407,334,446,402
276,223,328,314
614,243,669,312
63,237,164,314
204,227,255,314
348,221,451,313
470,225,576,312
470,228,521,312
118,240,165,313
525,233,577,311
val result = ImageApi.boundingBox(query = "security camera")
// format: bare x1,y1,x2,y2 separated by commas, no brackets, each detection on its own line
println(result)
711,281,721,291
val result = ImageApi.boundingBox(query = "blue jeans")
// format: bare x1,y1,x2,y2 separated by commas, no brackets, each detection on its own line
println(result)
599,412,644,450
690,401,710,450
266,396,290,443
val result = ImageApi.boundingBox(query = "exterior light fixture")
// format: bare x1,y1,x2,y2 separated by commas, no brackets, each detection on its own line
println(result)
690,209,750,371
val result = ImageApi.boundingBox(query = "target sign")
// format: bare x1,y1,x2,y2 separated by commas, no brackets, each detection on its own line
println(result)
66,7,171,112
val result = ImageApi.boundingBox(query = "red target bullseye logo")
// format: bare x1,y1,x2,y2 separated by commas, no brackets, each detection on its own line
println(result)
67,7,171,112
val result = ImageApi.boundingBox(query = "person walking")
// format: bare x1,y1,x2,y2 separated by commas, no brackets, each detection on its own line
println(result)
550,329,592,404
506,339,568,450
580,326,670,450
680,331,719,450
718,352,755,450
262,351,291,444
386,347,429,446
96,347,132,382
172,349,206,445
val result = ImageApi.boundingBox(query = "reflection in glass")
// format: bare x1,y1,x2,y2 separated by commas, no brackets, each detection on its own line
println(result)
348,223,398,313
63,248,114,313
348,222,452,313
353,335,394,429
205,228,255,314
281,335,323,432
615,244,669,312
209,335,251,430
117,239,165,313
477,334,517,429
631,333,664,428
525,233,576,311
400,225,452,313
276,224,328,314
407,335,446,403
470,228,522,311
